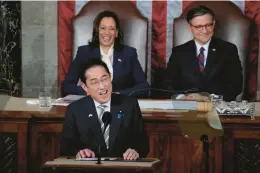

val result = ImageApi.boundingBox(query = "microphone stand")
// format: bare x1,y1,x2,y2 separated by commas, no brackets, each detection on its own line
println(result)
96,127,106,164
97,144,102,164
200,134,209,173
96,112,112,164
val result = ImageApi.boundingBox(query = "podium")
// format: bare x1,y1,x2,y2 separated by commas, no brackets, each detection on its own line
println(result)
176,94,224,173
41,157,161,173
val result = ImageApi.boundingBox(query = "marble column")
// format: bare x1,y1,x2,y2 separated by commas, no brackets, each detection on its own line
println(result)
21,1,58,98
0,1,21,97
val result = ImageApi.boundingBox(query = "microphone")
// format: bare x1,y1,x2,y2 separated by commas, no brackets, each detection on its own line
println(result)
128,87,199,98
102,111,112,135
97,111,112,164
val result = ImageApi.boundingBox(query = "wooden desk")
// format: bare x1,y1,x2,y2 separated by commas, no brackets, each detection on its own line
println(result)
1,98,260,173
41,157,161,173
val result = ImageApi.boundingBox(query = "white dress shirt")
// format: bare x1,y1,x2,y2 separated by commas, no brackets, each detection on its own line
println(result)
100,46,114,80
194,39,211,67
93,99,111,117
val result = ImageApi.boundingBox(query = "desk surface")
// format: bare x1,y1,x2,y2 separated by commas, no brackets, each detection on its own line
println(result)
1,96,260,124
43,157,160,172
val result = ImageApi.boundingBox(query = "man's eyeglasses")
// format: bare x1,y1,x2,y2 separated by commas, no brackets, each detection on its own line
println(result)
87,76,110,88
190,23,214,31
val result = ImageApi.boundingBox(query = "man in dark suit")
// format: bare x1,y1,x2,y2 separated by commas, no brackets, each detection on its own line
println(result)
60,58,149,160
162,5,243,101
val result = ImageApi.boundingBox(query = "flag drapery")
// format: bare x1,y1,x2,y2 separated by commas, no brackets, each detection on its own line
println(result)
58,0,260,100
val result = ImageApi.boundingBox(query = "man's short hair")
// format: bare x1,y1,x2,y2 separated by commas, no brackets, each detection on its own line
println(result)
80,58,110,84
186,5,215,24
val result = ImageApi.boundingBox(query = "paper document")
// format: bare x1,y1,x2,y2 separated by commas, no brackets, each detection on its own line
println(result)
75,157,117,161
138,100,197,110
52,95,85,106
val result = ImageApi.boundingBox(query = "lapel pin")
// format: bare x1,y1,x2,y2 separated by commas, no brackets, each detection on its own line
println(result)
212,48,216,51
118,59,121,62
88,114,93,117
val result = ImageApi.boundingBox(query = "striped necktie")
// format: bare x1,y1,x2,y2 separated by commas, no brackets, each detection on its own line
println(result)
198,47,205,72
97,104,110,149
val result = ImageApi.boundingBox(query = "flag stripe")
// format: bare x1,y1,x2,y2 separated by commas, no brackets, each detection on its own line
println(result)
244,1,260,99
136,0,152,84
166,0,182,63
231,0,245,13
182,1,193,12
151,1,167,83
76,0,88,15
57,0,260,100
58,1,75,89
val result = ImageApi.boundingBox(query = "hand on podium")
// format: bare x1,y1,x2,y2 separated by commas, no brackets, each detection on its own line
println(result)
180,93,210,102
76,148,140,161
123,148,139,160
76,149,95,159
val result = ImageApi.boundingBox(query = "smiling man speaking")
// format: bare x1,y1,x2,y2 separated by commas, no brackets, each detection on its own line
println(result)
60,58,149,160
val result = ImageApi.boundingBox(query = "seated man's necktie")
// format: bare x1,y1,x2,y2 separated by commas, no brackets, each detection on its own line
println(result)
198,47,205,72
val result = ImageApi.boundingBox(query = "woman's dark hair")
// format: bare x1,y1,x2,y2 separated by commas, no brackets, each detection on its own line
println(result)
88,11,124,50
186,5,215,24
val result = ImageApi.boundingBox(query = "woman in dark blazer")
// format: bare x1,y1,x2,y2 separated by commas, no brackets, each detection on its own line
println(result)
61,11,149,98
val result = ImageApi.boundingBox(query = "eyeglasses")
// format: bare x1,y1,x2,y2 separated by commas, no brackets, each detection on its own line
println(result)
87,76,110,88
190,23,214,31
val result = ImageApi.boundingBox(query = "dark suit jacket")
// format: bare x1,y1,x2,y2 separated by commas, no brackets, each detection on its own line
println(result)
60,94,149,158
161,37,243,101
61,45,149,98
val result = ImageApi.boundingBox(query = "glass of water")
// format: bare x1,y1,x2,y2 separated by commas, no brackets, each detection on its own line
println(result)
39,92,52,108
210,94,223,103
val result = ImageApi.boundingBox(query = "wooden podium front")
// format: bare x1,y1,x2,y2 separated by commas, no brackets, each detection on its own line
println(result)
41,157,161,173
3,97,260,173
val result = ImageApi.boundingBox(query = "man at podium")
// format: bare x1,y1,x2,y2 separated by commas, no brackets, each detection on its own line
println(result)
60,58,149,160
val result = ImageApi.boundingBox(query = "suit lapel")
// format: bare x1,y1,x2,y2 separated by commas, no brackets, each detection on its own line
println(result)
112,50,123,83
204,38,218,78
109,94,122,148
84,97,104,144
89,47,101,59
189,41,201,75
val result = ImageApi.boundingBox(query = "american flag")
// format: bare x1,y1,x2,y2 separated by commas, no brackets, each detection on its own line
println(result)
58,0,260,100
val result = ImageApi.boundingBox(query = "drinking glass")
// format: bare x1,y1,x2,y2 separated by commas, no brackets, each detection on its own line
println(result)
39,92,52,108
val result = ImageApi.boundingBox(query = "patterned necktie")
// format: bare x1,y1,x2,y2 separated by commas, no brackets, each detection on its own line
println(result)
198,47,205,72
97,104,110,149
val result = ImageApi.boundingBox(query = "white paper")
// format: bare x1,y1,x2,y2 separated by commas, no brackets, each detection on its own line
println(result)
138,100,197,110
52,95,85,106
26,99,39,105
75,157,117,161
